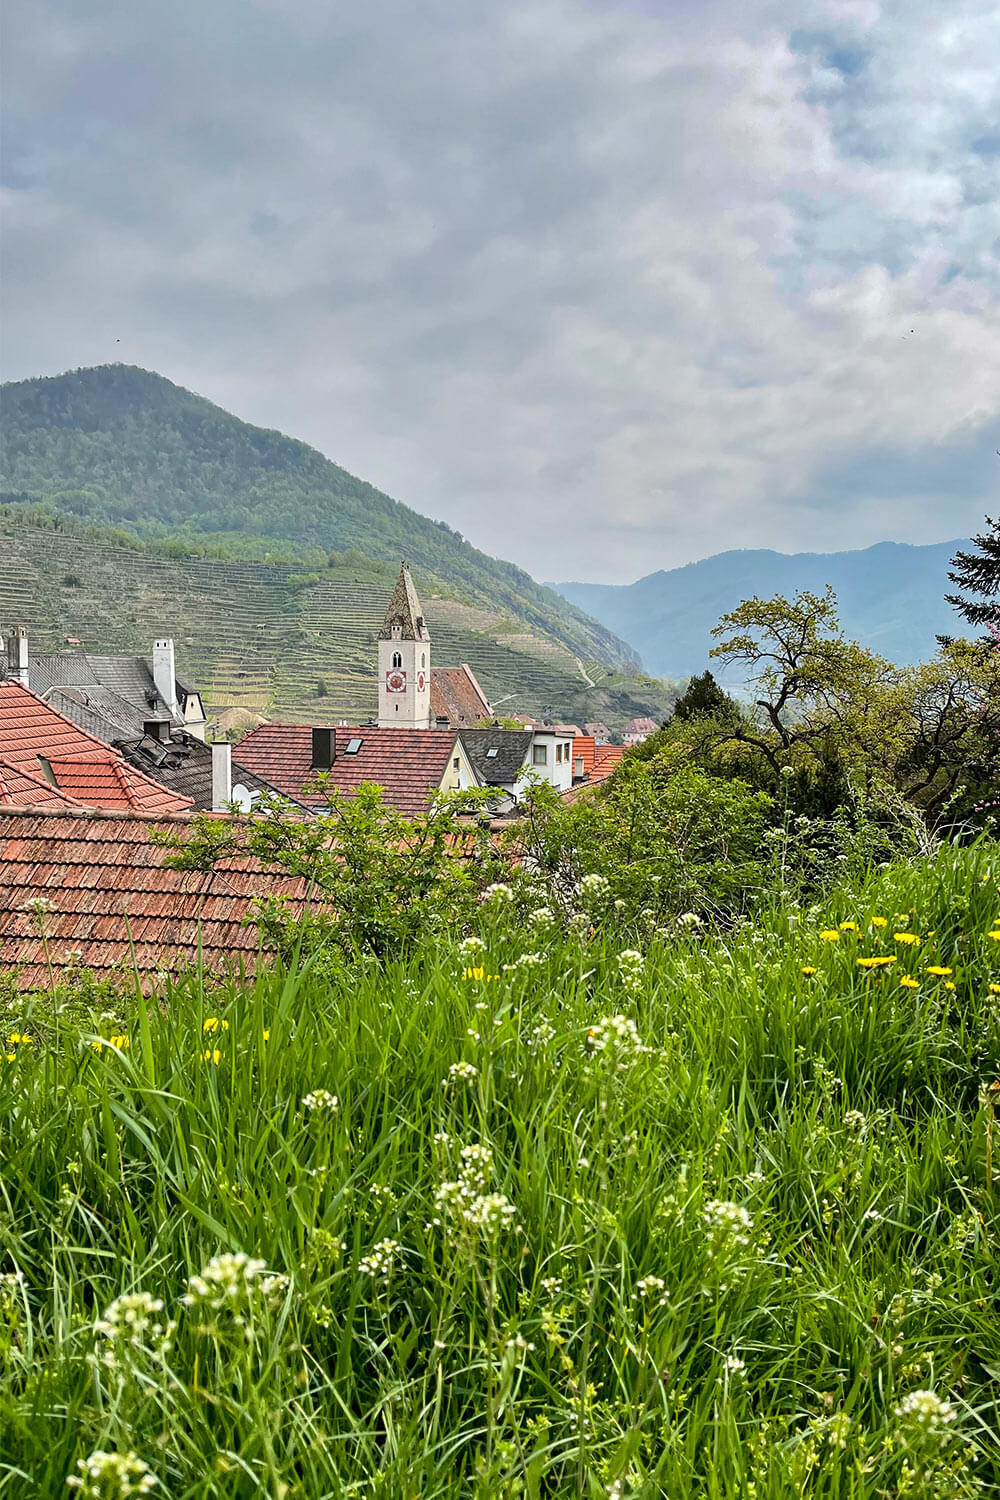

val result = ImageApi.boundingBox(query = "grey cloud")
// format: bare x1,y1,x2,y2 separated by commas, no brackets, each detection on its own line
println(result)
2,0,999,583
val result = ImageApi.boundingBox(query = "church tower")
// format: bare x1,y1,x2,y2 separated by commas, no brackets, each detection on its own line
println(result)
377,564,432,728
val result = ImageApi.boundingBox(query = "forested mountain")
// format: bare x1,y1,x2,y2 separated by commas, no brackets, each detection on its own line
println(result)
555,541,968,685
0,365,638,670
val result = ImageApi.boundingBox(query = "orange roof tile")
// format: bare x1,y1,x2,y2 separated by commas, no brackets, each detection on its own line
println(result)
0,807,314,990
0,681,192,815
234,724,461,817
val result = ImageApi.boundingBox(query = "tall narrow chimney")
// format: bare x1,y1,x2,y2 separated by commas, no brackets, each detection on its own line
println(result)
5,625,29,687
311,727,335,769
151,638,179,717
211,741,232,812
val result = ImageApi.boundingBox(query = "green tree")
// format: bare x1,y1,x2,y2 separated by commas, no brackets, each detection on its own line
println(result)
671,669,737,723
947,517,1000,632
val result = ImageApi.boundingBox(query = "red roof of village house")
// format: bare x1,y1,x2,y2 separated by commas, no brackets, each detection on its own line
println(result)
234,723,461,817
0,807,314,990
0,758,87,810
0,681,193,815
429,665,492,726
571,736,625,786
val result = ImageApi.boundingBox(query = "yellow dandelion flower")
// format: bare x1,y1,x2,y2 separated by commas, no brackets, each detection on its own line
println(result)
109,1034,129,1049
462,966,486,980
202,1048,222,1064
202,1017,229,1033
925,966,952,977
839,920,859,932
899,975,919,988
990,984,1000,995
262,1029,271,1042
819,930,840,941
857,957,895,968
870,916,888,927
988,932,1000,943
945,982,955,991
801,966,818,975
894,933,920,946
5,1052,15,1062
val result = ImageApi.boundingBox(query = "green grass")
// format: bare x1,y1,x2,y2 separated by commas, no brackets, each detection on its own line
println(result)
2,846,1000,1496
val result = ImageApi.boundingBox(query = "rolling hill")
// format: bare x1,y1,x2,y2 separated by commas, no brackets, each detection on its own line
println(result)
0,513,678,730
555,541,970,687
0,364,638,672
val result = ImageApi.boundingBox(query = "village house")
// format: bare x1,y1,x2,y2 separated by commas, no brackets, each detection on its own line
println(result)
0,805,316,990
623,716,659,745
0,628,289,812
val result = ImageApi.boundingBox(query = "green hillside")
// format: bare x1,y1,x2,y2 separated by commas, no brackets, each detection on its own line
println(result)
0,512,678,729
0,364,638,671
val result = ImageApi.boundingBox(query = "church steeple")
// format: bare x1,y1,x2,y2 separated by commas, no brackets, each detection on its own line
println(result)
377,564,432,727
378,563,430,643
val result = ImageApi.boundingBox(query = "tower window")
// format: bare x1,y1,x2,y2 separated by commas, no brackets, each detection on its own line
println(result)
392,652,402,669
421,653,426,668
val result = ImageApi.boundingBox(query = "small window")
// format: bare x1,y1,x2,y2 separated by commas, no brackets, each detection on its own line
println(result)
345,737,363,754
574,756,584,777
453,757,460,770
485,746,499,759
532,745,548,766
421,653,426,668
391,651,402,670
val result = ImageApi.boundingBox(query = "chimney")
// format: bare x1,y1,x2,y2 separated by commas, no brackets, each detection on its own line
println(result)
311,726,335,769
151,638,179,717
211,741,232,812
144,719,172,743
6,625,29,687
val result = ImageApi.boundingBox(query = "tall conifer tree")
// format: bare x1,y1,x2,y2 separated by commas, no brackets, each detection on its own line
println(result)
946,517,1000,630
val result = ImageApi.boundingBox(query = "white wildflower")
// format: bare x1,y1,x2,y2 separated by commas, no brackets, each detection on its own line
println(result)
503,952,543,972
443,1061,478,1091
479,884,514,904
528,906,556,933
183,1251,289,1331
677,912,702,927
635,1275,668,1307
616,950,644,992
579,873,609,897
895,1389,958,1433
528,1020,556,1052
358,1238,402,1281
723,1354,746,1377
585,1014,648,1070
302,1089,340,1113
66,1451,157,1497
432,1142,517,1245
92,1291,176,1371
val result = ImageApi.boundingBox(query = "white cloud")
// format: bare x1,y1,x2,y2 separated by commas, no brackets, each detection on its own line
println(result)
2,0,999,581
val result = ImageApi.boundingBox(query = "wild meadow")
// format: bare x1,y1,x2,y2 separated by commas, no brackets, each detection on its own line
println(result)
2,840,999,1498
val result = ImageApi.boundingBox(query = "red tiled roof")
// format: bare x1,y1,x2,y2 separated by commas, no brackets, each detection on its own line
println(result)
0,807,314,990
0,759,87,810
0,682,192,815
429,665,492,726
234,724,461,817
570,736,625,789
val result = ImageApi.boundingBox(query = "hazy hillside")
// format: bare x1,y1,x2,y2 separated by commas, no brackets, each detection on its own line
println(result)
0,365,638,671
0,513,678,729
555,541,969,685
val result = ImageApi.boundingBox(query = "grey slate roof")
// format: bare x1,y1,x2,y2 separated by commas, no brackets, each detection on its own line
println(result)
46,685,170,743
113,733,309,814
459,729,533,786
21,652,183,730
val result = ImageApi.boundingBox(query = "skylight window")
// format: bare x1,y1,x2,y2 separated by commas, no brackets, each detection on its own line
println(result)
345,738,363,754
486,747,499,758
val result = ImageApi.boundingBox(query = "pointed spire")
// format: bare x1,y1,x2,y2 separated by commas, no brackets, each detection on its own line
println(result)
378,563,430,641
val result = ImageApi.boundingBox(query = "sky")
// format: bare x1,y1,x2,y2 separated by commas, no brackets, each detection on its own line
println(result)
2,0,999,584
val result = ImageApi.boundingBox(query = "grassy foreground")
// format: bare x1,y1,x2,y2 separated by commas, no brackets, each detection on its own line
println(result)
2,846,1000,1497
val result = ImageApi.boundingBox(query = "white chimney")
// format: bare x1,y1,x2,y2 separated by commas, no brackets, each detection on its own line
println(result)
6,625,29,687
151,638,179,717
211,741,232,812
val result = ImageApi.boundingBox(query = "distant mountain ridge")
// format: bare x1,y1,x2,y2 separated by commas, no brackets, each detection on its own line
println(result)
554,541,970,687
0,364,639,672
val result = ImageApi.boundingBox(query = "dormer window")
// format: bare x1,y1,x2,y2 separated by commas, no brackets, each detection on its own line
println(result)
391,652,403,670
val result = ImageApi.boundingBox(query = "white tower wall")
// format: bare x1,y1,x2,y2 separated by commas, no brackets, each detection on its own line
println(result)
378,632,431,728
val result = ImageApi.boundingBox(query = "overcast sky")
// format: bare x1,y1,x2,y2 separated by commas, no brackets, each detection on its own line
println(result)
3,0,999,583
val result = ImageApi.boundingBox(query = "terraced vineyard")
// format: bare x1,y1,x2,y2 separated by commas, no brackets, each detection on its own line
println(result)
0,520,678,728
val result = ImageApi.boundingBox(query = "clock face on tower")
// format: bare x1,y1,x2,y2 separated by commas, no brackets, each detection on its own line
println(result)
385,669,407,693
417,669,426,691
